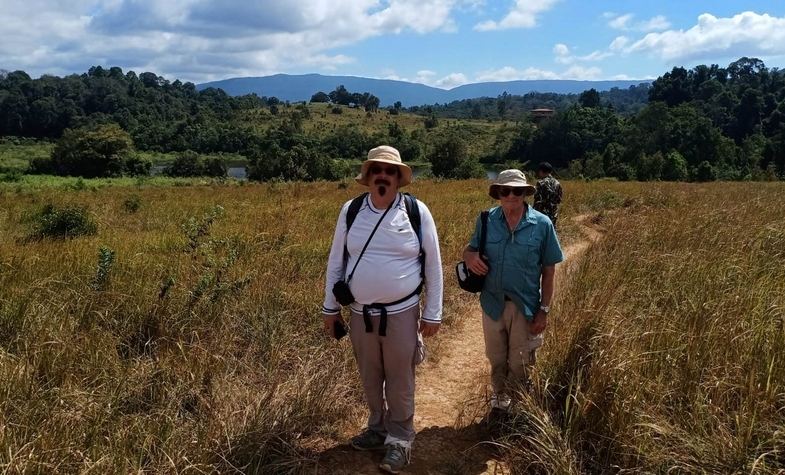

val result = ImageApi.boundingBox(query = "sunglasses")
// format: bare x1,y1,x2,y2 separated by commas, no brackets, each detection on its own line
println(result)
369,164,399,176
497,186,525,197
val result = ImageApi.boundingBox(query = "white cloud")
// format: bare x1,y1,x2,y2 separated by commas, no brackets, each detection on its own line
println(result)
609,36,630,51
562,65,602,79
639,15,671,32
553,43,570,57
626,11,785,62
0,0,465,82
607,13,670,32
553,43,611,64
474,65,602,81
434,72,468,88
476,66,556,81
474,0,559,31
608,13,634,30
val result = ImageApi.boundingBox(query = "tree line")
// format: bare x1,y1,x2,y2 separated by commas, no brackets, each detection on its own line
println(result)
1,57,784,181
409,84,652,119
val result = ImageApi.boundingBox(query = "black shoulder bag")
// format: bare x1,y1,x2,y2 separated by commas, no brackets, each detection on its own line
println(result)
455,210,489,293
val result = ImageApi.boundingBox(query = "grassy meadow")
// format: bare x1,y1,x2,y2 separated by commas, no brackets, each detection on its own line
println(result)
0,177,530,473
1,177,784,473
502,182,785,473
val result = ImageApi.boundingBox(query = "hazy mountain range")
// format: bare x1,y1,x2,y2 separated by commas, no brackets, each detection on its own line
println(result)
197,73,651,107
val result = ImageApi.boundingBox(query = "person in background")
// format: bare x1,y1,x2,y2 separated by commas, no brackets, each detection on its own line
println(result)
533,162,563,228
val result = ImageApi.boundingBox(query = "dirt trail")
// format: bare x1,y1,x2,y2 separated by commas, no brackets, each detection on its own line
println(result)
317,214,602,474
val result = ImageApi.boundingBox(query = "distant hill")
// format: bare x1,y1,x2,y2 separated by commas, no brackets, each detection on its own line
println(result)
197,74,650,107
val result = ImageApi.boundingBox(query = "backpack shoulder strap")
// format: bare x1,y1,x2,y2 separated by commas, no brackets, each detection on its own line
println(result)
479,210,489,255
403,192,425,281
345,192,369,232
402,193,422,245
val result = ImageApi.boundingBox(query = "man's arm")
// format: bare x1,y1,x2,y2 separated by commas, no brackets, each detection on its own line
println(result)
463,213,488,275
321,202,350,338
530,265,555,335
418,201,443,337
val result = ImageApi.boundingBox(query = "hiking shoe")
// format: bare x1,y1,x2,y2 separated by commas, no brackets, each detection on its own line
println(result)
487,407,509,437
379,443,411,474
349,429,386,451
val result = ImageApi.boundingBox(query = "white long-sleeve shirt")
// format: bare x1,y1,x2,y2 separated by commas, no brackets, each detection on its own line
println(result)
322,193,443,323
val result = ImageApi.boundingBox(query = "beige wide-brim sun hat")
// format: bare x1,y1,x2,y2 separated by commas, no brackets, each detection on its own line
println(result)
355,145,413,187
489,169,536,199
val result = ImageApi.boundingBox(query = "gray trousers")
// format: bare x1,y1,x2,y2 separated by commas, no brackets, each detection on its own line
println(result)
350,305,419,443
482,300,543,397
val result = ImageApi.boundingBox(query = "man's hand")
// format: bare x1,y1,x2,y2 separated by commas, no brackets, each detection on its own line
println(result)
465,251,489,276
419,321,440,337
529,310,548,335
322,313,345,339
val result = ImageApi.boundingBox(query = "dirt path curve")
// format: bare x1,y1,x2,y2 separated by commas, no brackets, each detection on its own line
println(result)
317,214,602,474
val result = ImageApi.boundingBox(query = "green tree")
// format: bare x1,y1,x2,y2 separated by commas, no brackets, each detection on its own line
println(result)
51,124,134,177
166,150,203,177
583,152,605,178
694,160,717,181
310,91,330,103
662,150,688,181
427,133,469,178
579,88,601,108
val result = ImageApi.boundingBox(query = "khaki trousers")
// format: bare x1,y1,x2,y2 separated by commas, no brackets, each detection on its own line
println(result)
350,305,419,443
482,300,543,397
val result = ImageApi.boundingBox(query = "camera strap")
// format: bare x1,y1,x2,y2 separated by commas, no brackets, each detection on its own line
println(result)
345,196,395,283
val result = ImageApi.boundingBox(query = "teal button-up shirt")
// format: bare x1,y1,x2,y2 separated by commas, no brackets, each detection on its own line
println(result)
469,204,564,321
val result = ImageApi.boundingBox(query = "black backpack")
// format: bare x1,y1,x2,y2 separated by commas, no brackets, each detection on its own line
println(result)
345,192,424,276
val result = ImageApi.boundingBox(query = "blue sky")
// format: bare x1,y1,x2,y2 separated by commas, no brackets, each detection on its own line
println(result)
2,0,784,87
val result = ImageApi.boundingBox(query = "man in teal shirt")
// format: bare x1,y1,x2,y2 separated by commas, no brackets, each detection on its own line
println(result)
463,169,564,418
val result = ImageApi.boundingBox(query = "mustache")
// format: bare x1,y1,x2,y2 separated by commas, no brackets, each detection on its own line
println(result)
374,178,391,187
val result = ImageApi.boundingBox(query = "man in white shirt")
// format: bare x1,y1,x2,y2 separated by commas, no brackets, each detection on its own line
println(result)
322,145,443,474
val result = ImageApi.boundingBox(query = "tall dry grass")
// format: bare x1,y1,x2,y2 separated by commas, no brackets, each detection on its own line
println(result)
0,177,527,473
7,177,779,473
500,182,785,474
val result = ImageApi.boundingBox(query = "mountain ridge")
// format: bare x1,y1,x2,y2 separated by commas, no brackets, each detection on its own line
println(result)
197,73,651,107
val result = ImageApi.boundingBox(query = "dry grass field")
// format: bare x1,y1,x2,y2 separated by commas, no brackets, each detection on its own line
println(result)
1,178,783,473
501,182,785,474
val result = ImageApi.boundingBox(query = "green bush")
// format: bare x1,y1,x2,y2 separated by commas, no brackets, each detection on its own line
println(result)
28,203,97,239
123,195,141,213
427,133,469,178
165,150,202,177
203,156,228,178
50,124,134,177
123,154,152,176
0,170,23,182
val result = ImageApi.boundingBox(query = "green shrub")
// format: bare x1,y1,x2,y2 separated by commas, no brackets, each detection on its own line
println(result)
90,246,115,291
50,124,134,177
165,150,202,177
0,170,23,182
28,203,97,239
123,195,141,213
203,155,228,178
124,154,152,176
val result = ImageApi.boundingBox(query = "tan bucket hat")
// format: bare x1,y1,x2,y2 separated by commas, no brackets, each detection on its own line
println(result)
489,169,536,199
355,145,413,187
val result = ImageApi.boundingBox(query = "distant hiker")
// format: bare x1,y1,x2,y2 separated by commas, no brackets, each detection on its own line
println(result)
533,162,563,228
322,145,443,473
462,169,563,425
